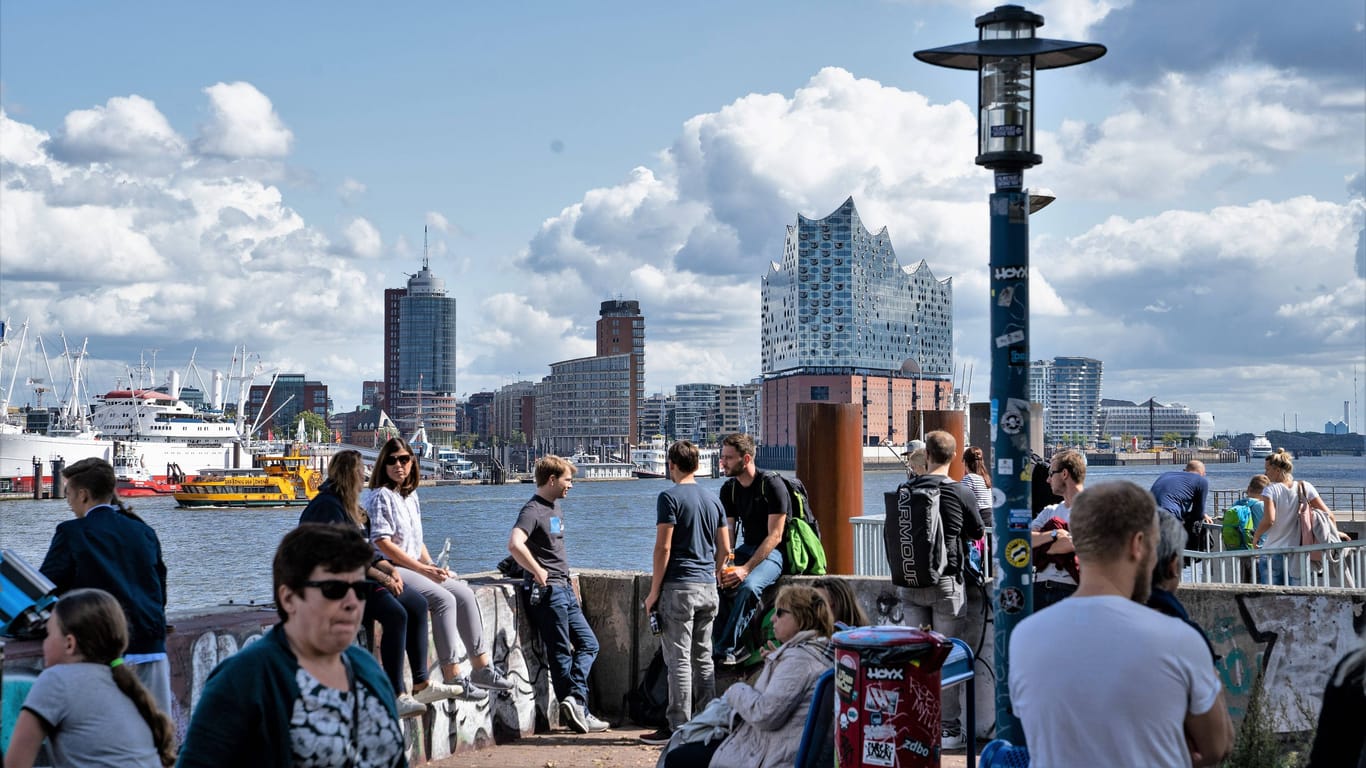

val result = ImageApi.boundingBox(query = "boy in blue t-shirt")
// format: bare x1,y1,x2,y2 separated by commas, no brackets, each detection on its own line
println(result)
1236,474,1270,582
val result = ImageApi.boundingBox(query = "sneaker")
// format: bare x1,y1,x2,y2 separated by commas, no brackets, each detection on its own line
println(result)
470,665,516,692
412,679,463,705
454,676,489,701
718,651,743,667
638,728,672,746
582,711,610,733
559,696,591,733
941,730,965,750
396,693,427,719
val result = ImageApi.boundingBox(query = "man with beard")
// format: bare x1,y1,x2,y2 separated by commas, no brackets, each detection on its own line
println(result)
713,433,790,666
1008,482,1232,767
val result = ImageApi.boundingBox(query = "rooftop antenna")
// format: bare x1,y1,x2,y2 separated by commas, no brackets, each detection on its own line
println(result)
423,225,430,271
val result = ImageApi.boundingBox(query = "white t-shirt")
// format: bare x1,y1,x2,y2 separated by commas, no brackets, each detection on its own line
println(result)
1260,479,1319,549
1030,500,1075,585
363,486,426,560
1009,596,1222,768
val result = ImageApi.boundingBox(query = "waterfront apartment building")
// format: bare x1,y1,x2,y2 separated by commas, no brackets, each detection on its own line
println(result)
1098,398,1215,445
384,257,459,439
539,354,632,457
719,382,762,440
1030,357,1104,444
760,198,954,447
492,381,536,443
596,300,645,443
675,383,721,443
247,374,329,434
638,392,672,441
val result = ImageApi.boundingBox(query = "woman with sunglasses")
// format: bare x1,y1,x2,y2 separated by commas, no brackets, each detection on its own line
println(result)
662,585,834,768
365,437,514,699
301,450,459,718
178,524,405,767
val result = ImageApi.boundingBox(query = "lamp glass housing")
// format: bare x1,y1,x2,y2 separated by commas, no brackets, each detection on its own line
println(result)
978,55,1034,159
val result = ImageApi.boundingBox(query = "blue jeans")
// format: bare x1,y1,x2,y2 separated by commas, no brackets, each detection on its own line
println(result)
529,583,599,704
1257,553,1302,586
713,543,784,657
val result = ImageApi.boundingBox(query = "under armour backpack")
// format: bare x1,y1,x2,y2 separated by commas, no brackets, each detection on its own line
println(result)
884,477,949,588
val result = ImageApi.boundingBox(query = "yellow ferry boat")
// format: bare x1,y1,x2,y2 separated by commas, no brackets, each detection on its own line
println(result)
173,455,323,508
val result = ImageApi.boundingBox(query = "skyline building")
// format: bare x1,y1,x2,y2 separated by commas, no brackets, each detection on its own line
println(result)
541,354,632,456
247,373,328,433
759,198,955,448
1031,357,1105,444
596,300,645,443
1098,398,1215,445
384,250,459,439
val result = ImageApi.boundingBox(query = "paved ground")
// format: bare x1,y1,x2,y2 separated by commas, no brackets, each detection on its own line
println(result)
430,725,982,768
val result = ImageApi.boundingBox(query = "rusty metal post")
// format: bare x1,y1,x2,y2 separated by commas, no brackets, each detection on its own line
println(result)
796,402,863,575
923,410,967,480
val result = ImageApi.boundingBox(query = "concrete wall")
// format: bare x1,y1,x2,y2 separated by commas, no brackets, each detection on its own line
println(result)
6,571,1358,762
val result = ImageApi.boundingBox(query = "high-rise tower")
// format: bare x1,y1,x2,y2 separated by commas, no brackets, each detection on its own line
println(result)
596,299,645,443
383,237,459,439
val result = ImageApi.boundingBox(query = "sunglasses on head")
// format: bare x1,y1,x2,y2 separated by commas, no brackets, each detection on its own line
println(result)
385,454,413,466
303,580,375,601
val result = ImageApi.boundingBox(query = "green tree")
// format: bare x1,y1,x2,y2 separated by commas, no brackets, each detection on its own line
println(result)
298,411,330,442
1161,431,1182,446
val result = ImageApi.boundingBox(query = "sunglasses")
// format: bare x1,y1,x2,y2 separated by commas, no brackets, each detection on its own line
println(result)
385,454,413,466
303,580,375,601
1049,468,1065,476
775,608,791,618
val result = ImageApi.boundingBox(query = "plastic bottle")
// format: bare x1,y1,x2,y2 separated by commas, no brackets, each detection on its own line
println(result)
723,552,736,576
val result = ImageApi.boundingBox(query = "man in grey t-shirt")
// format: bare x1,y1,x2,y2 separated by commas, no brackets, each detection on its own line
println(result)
640,441,731,744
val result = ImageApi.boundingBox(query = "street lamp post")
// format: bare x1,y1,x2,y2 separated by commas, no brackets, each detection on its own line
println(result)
915,4,1104,744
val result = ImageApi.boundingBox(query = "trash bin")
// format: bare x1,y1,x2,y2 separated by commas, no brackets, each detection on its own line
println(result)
833,625,951,768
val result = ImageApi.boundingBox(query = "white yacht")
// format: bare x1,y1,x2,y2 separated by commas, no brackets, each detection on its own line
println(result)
1248,435,1273,459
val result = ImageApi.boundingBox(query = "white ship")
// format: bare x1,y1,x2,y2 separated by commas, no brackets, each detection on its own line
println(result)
1248,435,1273,459
1,325,249,488
629,436,718,480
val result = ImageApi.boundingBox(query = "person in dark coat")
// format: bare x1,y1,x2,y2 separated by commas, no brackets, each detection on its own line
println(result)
299,450,456,717
41,458,172,716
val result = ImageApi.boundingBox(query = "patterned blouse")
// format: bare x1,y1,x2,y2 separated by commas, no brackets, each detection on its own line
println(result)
289,665,404,767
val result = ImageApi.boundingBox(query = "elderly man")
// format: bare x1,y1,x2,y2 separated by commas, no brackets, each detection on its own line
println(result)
1009,482,1232,766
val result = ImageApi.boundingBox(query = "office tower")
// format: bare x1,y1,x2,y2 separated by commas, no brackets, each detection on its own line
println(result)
384,253,459,439
596,300,645,443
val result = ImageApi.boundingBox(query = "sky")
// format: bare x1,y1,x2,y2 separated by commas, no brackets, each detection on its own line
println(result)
0,0,1363,437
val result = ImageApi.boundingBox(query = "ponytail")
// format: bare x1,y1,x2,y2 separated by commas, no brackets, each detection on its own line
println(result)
111,663,178,766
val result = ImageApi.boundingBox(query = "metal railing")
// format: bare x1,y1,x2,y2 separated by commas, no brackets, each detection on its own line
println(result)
1183,540,1364,588
1210,486,1365,517
851,514,995,582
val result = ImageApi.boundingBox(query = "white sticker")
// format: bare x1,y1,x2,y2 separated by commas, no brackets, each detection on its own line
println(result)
996,458,1013,475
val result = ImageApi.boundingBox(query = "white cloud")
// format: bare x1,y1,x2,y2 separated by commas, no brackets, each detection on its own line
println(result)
338,177,366,203
341,217,383,259
45,95,186,171
425,211,450,233
195,82,293,158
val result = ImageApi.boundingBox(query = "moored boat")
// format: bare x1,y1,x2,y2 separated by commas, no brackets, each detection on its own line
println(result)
173,454,323,508
630,436,718,479
570,452,636,481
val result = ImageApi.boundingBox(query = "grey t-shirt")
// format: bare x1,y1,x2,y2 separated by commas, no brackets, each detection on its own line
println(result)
21,662,162,768
657,482,726,584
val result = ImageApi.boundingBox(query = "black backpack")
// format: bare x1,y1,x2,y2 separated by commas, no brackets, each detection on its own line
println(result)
624,647,669,728
884,477,949,588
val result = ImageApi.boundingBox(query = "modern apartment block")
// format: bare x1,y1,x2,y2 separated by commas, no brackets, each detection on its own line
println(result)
1098,398,1215,445
718,382,762,440
541,354,632,457
247,374,329,433
1030,357,1104,444
492,380,536,442
639,392,673,440
675,383,721,443
384,255,459,438
596,300,645,443
759,198,955,447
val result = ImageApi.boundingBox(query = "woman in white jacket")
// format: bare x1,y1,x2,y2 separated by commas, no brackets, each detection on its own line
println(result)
664,585,833,768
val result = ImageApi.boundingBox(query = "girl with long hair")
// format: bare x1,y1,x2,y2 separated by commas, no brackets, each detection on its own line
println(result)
300,450,454,716
365,437,514,697
961,446,993,515
5,588,177,767
1250,448,1340,585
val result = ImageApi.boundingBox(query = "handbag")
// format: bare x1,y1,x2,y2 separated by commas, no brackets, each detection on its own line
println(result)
1296,481,1341,569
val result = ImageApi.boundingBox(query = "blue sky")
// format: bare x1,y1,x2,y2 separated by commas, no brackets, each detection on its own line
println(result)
1,0,1363,435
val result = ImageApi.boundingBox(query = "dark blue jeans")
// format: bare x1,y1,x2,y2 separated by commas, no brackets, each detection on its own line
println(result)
365,583,430,693
713,543,784,657
529,583,599,704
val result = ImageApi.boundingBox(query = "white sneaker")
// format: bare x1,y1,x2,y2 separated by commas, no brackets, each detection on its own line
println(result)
582,711,610,732
941,730,965,750
413,679,463,705
559,697,590,733
396,694,426,719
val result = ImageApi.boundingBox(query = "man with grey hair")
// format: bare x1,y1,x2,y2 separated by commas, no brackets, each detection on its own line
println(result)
1146,512,1216,663
1009,482,1232,766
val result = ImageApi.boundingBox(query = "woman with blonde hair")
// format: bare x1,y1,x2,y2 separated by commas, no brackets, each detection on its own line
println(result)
301,449,448,717
6,588,177,767
1250,448,1339,585
366,437,514,697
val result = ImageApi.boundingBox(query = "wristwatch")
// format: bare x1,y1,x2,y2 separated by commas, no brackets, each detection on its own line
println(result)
1050,530,1059,542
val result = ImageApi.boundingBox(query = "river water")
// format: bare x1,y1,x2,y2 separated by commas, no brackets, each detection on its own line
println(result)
3,455,1361,613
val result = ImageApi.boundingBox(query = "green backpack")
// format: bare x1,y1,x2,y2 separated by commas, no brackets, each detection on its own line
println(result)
1221,499,1257,550
760,473,828,575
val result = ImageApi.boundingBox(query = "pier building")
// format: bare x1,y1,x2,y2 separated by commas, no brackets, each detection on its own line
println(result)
1099,398,1215,446
759,197,955,448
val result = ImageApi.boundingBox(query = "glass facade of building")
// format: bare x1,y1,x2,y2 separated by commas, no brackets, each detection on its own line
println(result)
1099,401,1215,444
761,198,953,379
